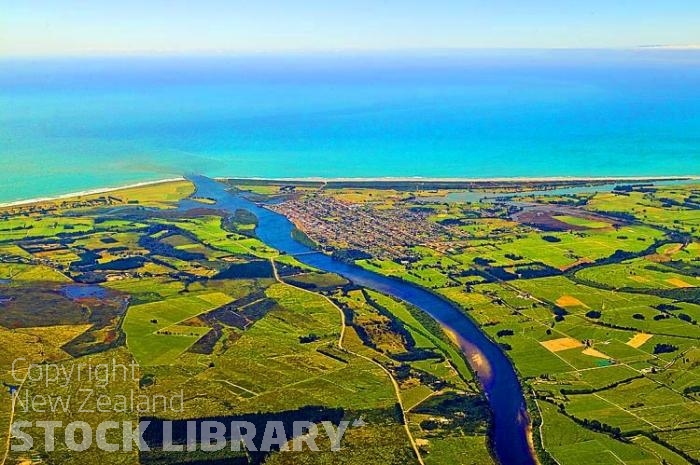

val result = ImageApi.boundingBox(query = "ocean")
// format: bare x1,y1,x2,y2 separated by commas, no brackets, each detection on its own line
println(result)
1,49,699,202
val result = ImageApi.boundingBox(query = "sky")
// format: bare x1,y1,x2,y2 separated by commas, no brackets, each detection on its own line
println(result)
2,0,700,55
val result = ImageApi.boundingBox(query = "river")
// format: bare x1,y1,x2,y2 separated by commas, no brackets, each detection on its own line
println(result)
187,175,536,465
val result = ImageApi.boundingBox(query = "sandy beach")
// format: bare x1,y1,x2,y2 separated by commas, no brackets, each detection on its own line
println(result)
0,177,185,209
218,174,700,183
2,174,698,209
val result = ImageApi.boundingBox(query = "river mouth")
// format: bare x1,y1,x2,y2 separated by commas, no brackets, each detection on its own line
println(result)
186,175,538,465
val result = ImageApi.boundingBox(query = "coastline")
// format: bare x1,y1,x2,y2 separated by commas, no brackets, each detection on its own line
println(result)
0,177,186,209
218,174,700,183
2,173,698,209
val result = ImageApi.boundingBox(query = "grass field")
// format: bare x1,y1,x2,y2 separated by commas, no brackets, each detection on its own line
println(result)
286,182,700,464
537,400,686,465
0,263,71,282
1,179,699,464
159,216,279,258
553,215,612,229
575,255,699,290
123,292,234,365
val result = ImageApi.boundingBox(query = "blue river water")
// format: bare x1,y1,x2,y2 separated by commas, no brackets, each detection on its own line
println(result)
2,50,700,203
190,176,535,465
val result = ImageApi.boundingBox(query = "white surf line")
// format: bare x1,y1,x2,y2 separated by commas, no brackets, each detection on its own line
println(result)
0,177,186,208
217,175,700,183
6,174,698,208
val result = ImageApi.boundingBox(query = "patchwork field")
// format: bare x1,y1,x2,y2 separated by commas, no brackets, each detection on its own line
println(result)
123,292,234,365
0,179,502,465
1,179,699,464
276,180,700,465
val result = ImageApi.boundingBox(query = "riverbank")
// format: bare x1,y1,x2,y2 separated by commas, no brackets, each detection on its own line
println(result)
190,175,539,465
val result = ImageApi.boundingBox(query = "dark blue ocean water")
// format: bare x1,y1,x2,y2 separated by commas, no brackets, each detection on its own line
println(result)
1,50,699,202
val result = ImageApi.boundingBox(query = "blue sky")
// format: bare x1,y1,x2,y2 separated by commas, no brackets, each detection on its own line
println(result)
2,0,699,55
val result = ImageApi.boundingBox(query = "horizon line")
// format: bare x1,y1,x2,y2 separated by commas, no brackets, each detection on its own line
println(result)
3,45,700,59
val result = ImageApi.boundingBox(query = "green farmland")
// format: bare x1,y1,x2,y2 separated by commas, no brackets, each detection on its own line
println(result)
272,180,700,465
0,179,498,465
0,178,698,465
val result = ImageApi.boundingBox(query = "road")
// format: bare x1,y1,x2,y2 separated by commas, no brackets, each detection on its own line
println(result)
269,258,426,465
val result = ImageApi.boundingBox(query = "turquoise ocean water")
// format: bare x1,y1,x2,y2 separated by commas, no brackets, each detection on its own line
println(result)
1,50,699,202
